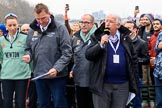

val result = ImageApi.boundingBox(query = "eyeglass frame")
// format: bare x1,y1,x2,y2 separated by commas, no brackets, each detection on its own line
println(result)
79,21,92,25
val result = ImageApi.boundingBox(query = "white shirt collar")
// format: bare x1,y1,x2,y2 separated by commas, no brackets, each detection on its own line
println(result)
115,30,120,39
109,30,120,40
40,18,51,32
8,31,18,42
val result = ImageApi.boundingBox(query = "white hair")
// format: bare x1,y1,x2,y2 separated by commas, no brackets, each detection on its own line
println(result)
105,13,122,25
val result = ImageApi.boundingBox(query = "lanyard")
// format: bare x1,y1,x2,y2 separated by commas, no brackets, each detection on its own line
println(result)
108,38,120,54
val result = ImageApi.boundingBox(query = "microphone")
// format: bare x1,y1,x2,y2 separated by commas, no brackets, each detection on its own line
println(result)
102,28,110,45
104,28,110,35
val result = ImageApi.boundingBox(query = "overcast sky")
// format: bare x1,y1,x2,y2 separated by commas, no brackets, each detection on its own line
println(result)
24,0,161,19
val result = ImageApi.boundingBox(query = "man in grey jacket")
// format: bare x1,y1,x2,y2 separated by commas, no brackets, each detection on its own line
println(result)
23,3,72,108
70,14,97,108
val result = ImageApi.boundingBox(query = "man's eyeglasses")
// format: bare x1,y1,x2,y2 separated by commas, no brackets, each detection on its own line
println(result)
79,21,91,25
4,13,17,20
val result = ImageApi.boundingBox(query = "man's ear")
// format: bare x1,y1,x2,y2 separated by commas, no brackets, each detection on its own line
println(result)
48,12,51,16
117,24,121,29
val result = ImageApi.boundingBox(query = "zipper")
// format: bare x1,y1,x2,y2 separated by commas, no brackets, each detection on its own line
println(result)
4,31,19,48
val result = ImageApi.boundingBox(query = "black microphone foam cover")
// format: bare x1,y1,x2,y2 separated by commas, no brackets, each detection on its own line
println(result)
104,28,110,35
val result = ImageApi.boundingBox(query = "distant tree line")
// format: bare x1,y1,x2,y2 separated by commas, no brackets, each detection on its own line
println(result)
0,0,68,25
0,0,34,24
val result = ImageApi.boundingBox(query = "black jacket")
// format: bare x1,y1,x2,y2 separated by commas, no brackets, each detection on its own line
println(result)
85,24,138,95
132,36,150,78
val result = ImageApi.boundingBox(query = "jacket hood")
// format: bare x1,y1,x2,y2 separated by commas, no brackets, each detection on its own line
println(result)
30,15,56,32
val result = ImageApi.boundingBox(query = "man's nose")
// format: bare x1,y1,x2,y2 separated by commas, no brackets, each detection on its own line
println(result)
11,26,15,30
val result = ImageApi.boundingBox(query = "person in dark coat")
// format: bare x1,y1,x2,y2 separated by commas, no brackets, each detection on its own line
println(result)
85,14,138,108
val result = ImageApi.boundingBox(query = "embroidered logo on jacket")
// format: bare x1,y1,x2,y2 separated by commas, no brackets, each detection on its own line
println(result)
76,40,81,45
17,41,22,46
33,31,38,37
1,42,6,47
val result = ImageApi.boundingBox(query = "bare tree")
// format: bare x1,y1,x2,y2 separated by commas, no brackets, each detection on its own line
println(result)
0,0,34,24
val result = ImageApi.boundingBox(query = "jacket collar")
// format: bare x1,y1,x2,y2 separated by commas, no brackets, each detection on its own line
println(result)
94,23,131,41
30,15,56,33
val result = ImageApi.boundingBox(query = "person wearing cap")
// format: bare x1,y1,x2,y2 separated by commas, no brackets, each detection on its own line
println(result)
0,23,7,107
138,13,154,42
0,23,7,36
23,3,72,108
0,23,6,107
138,14,146,28
0,13,31,108
137,13,155,108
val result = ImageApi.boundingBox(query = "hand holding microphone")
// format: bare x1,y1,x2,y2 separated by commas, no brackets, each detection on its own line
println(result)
104,28,110,35
101,28,110,46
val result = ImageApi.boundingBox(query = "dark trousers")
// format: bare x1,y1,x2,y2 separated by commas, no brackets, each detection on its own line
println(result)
154,77,162,108
0,81,3,106
76,86,94,108
2,79,28,108
28,80,37,108
35,77,68,108
66,78,76,108
0,66,3,106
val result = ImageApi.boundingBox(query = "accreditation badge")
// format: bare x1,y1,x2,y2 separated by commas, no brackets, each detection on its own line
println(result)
113,54,119,63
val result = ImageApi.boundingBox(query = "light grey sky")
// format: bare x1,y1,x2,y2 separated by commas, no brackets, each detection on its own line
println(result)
24,0,161,19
